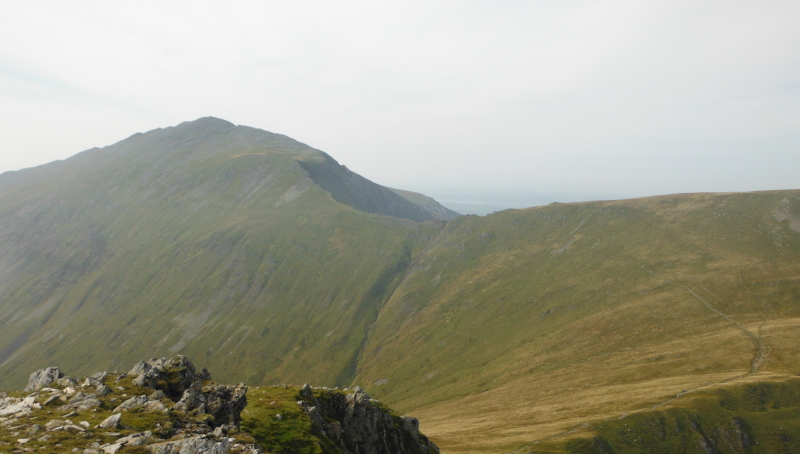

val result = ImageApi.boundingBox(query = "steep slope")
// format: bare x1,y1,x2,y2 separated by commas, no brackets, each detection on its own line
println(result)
553,376,800,454
353,191,800,453
2,119,799,453
389,188,461,221
0,117,446,390
299,157,457,222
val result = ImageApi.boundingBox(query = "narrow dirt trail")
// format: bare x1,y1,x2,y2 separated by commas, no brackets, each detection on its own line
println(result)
501,266,771,454
640,266,767,375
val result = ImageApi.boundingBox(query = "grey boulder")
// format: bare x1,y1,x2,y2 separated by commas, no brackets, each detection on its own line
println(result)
25,367,64,391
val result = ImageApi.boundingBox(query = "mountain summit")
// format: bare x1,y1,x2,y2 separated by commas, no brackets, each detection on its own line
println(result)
1,119,799,452
0,118,457,389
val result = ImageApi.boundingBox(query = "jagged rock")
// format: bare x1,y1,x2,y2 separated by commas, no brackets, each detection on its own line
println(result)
303,387,439,454
101,442,122,454
117,431,152,447
300,383,313,399
129,356,211,399
231,444,263,454
45,419,67,431
44,418,86,433
203,383,248,427
0,396,39,417
90,372,108,382
95,385,112,397
98,414,121,429
148,435,230,454
113,395,148,412
25,367,63,391
129,361,149,376
83,377,103,389
57,376,79,388
173,387,206,415
306,405,325,427
60,392,102,411
171,381,247,428
63,424,87,433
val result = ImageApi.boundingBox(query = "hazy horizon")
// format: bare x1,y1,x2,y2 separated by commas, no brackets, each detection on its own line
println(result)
2,1,798,204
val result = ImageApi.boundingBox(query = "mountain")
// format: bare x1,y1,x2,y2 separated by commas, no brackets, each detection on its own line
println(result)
0,117,451,390
354,191,800,453
1,118,799,453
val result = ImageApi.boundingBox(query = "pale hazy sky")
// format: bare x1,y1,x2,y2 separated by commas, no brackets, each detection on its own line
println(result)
1,1,798,202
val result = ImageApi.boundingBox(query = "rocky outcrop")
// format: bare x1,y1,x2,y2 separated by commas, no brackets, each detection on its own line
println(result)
3,356,436,454
148,435,230,454
98,413,121,429
2,356,258,454
298,384,439,454
60,391,102,411
173,382,248,427
0,395,40,417
24,366,63,391
129,355,212,398
113,395,148,412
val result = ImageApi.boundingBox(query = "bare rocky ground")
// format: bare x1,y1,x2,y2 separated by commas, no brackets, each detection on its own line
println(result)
0,356,438,454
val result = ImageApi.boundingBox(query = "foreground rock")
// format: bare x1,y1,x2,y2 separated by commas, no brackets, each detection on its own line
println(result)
4,356,259,454
24,366,63,391
1,356,437,454
129,356,211,398
298,384,439,454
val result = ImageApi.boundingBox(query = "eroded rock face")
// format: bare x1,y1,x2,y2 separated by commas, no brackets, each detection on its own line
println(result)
299,385,439,454
98,413,121,429
148,435,230,454
113,395,148,413
204,383,248,427
5,356,433,454
25,367,64,392
0,395,40,417
129,355,212,399
60,392,102,411
173,382,248,428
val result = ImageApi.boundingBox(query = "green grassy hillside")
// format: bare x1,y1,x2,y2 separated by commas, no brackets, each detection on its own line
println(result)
354,191,800,453
551,376,800,453
0,118,798,453
0,118,446,390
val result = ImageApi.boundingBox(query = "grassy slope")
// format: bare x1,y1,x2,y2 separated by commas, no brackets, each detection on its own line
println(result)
354,191,800,453
553,376,800,453
1,119,799,453
0,118,442,390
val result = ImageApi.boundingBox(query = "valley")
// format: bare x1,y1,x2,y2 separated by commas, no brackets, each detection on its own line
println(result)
0,118,798,453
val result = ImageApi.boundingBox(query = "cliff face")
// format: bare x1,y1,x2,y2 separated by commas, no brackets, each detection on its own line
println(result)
298,384,439,454
0,356,438,454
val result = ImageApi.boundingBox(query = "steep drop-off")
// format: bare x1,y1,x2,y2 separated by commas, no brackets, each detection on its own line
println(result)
0,117,450,391
1,119,799,453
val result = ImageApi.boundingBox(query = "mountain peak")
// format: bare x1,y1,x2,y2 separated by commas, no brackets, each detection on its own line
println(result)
178,116,235,128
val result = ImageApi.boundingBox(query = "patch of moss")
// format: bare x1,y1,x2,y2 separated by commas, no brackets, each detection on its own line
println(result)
240,386,327,454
